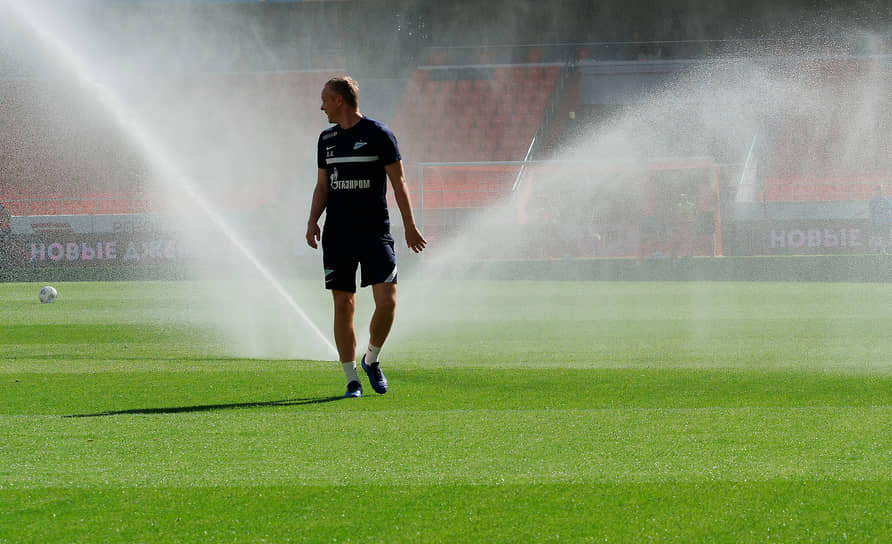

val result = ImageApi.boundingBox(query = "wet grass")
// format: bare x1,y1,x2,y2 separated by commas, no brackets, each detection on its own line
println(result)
2,280,891,543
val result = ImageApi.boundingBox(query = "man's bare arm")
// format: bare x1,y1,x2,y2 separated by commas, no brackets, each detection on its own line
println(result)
385,161,427,253
306,168,329,249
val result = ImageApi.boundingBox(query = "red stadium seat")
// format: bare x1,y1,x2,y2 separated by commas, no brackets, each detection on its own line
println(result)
472,79,491,93
493,67,512,81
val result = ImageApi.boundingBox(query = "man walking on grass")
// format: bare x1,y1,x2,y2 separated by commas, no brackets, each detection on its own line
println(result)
306,76,427,398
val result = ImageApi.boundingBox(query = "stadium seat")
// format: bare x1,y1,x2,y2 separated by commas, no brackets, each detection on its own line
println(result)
527,66,544,81
510,66,527,81
493,67,512,81
472,79,490,93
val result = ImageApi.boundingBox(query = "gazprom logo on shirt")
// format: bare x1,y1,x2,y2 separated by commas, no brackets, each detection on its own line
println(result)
329,167,371,190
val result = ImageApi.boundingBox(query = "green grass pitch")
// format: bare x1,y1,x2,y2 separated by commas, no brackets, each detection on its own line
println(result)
2,279,892,543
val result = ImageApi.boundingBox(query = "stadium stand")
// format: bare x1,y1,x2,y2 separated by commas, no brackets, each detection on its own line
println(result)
0,70,335,216
759,57,892,202
393,65,561,162
1,0,888,230
390,64,561,209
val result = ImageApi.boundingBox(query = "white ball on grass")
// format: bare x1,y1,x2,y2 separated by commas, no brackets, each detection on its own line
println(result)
38,286,58,304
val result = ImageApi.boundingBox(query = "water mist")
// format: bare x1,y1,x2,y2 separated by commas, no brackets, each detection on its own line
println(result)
3,0,338,360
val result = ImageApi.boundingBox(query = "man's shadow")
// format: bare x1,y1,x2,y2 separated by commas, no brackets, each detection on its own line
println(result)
64,396,343,418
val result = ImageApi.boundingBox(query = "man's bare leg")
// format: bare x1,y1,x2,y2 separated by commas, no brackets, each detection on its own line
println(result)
361,282,396,394
332,289,357,362
369,282,397,349
332,290,361,396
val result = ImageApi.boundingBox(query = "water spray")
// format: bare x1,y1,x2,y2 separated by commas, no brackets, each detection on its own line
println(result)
6,0,338,359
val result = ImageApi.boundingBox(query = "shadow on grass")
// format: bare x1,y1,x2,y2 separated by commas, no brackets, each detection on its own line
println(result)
64,396,343,418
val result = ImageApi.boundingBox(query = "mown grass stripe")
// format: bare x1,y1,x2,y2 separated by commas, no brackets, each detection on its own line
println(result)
4,482,892,543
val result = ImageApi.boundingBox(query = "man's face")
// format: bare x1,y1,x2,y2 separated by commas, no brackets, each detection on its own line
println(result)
320,86,341,123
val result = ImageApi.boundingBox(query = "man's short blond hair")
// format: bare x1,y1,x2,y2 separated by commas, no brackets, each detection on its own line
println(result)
325,76,359,109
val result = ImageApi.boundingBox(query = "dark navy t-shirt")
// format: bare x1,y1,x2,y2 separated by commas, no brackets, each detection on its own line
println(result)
317,117,401,238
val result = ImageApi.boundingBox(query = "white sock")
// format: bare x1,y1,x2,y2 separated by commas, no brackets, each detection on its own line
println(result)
342,361,359,384
365,344,382,365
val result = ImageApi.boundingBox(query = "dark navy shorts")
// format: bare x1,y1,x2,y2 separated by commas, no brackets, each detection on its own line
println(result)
322,233,397,293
